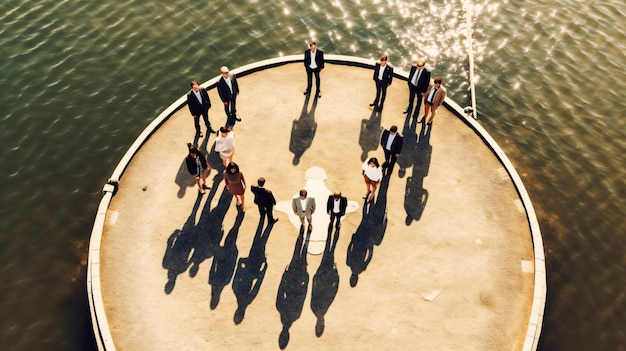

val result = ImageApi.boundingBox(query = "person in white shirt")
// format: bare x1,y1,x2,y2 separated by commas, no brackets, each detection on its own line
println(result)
292,189,316,230
362,157,383,202
303,41,325,98
215,126,235,167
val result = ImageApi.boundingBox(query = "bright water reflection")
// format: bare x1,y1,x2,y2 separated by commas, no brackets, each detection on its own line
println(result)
0,0,624,349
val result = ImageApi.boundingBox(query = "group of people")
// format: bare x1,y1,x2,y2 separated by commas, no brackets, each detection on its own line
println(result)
183,42,443,229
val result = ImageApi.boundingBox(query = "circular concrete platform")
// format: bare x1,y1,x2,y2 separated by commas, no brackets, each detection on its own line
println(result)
88,56,545,350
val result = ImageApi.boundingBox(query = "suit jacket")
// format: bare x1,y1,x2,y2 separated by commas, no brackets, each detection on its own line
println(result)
373,63,393,85
380,130,403,155
185,150,208,175
424,84,447,110
251,185,276,208
187,88,211,116
326,196,347,216
407,66,431,93
217,74,239,103
304,49,325,70
292,197,316,216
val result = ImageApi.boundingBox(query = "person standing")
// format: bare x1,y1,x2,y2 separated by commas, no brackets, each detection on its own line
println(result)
404,60,431,120
303,41,325,98
215,126,235,167
185,143,211,194
224,162,246,210
370,54,393,112
251,177,279,224
361,157,383,202
380,125,403,176
187,80,216,137
292,189,316,230
326,191,347,229
421,77,447,124
217,66,241,126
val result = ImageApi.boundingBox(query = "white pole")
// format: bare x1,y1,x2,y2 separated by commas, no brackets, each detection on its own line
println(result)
465,0,478,119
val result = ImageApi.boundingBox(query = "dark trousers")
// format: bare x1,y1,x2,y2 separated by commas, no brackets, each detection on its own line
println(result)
224,96,237,126
329,212,342,228
383,148,398,175
374,80,388,111
306,68,321,93
193,110,211,133
258,205,275,222
406,86,424,118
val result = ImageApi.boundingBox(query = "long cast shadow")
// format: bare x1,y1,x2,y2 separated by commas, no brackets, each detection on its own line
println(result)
209,207,245,309
404,121,433,224
162,193,203,294
188,185,232,277
358,109,383,162
276,225,311,349
346,175,390,287
232,217,276,324
396,118,419,179
310,225,340,337
289,94,318,165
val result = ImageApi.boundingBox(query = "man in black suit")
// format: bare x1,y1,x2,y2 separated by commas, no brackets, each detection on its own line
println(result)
380,125,403,176
250,177,279,224
370,54,393,112
326,191,348,229
217,66,241,127
187,80,215,137
303,41,325,98
404,60,431,121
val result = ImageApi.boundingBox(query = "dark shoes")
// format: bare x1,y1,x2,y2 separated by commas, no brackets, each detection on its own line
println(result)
316,91,321,98
235,116,242,121
303,90,309,95
202,184,211,190
403,108,409,114
208,127,217,134
369,103,375,107
272,218,279,224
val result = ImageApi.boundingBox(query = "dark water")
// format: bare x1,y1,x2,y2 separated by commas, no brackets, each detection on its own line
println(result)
1,0,624,350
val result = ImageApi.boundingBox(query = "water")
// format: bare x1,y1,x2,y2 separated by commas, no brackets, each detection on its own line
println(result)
1,0,624,350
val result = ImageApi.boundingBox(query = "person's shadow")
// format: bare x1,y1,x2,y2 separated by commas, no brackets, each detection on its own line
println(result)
404,121,433,224
289,94,318,165
231,217,276,324
346,175,390,287
358,109,383,162
276,225,311,349
310,225,340,337
162,193,203,294
188,184,232,277
209,206,245,309
397,118,419,179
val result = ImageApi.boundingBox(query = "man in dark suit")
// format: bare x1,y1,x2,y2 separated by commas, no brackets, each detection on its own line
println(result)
326,191,348,229
303,41,325,98
404,60,431,121
250,177,279,224
187,80,215,137
380,125,403,176
217,66,241,127
370,54,393,112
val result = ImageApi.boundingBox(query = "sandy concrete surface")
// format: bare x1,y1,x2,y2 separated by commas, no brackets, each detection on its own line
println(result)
99,63,534,350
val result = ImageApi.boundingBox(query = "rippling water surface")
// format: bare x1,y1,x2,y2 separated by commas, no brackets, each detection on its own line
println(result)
1,0,624,349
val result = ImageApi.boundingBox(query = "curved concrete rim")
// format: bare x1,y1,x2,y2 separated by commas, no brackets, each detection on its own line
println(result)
87,54,546,351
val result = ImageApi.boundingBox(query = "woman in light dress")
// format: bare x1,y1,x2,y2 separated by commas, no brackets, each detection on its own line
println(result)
215,126,235,167
362,157,383,202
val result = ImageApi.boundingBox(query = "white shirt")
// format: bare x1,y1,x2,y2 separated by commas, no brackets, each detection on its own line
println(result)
362,160,383,182
300,198,308,211
385,133,396,151
309,50,318,69
215,131,235,157
427,87,438,104
332,199,341,213
224,76,233,93
193,90,203,103
411,68,422,86
378,64,386,81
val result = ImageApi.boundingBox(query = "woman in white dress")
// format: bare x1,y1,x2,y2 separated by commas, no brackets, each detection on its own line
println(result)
362,157,383,202
215,126,235,167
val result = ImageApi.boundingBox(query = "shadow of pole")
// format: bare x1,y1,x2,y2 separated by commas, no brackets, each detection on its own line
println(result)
310,225,340,337
404,121,433,224
209,207,245,309
231,217,276,324
276,225,311,349
289,94,319,165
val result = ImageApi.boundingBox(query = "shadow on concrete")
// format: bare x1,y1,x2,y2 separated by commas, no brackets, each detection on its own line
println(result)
310,225,340,337
188,185,232,278
358,109,383,162
403,121,433,225
162,193,203,294
276,225,311,349
289,94,318,165
209,207,245,309
232,217,276,324
346,175,389,287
